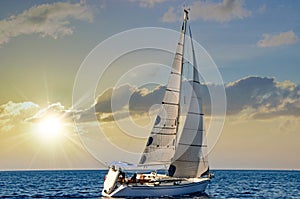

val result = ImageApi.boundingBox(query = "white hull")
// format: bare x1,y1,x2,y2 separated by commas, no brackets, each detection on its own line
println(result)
102,177,210,197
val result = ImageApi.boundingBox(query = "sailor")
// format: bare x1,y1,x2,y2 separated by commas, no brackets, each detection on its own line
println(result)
128,173,137,183
118,171,126,183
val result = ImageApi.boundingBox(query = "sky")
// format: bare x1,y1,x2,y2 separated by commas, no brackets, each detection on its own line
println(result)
0,0,300,170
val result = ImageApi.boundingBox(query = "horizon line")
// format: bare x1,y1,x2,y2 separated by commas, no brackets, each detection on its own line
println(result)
0,167,299,172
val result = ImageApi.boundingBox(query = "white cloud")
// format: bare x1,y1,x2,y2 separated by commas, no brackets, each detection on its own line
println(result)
162,0,251,23
0,100,83,134
25,102,78,123
25,102,65,122
0,101,39,132
257,30,299,48
129,0,171,8
0,1,93,46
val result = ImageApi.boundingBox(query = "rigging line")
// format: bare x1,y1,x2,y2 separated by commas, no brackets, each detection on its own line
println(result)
189,23,205,118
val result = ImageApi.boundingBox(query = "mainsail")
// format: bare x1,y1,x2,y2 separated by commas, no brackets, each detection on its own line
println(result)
139,10,188,165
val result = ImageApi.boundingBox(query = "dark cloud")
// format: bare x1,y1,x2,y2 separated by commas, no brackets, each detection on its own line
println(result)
226,76,300,118
87,80,211,122
226,76,277,114
89,76,300,121
128,86,165,113
77,84,165,123
94,84,136,113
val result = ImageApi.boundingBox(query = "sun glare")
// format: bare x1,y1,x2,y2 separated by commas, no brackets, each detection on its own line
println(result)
37,115,64,142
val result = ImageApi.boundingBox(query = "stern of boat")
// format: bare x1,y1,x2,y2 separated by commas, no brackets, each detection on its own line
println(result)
102,166,120,196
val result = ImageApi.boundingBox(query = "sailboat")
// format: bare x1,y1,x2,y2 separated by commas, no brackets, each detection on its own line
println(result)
102,9,212,197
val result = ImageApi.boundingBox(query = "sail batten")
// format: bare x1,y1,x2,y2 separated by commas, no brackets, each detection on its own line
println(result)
178,143,207,147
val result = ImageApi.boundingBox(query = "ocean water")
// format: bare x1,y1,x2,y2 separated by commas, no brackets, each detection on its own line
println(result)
0,170,299,198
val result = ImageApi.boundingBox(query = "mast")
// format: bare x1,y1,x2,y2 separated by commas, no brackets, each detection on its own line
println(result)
174,8,189,159
138,9,188,166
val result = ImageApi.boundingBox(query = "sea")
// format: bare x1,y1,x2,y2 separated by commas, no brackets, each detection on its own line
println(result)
0,170,299,198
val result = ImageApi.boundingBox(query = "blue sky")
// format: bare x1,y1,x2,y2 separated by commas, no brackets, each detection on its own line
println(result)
0,0,300,170
1,1,299,92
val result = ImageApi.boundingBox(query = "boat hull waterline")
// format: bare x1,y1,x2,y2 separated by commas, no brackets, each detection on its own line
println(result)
102,178,210,197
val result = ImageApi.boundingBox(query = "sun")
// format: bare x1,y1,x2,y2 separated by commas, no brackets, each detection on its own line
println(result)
37,115,64,142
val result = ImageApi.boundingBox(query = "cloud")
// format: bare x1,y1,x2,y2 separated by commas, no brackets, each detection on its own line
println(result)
88,81,215,122
0,101,39,132
25,102,75,123
0,1,93,46
162,0,251,23
76,84,165,122
226,76,300,119
257,31,299,48
0,101,80,133
95,84,165,114
89,76,300,122
95,84,135,113
129,0,171,8
1,76,299,132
